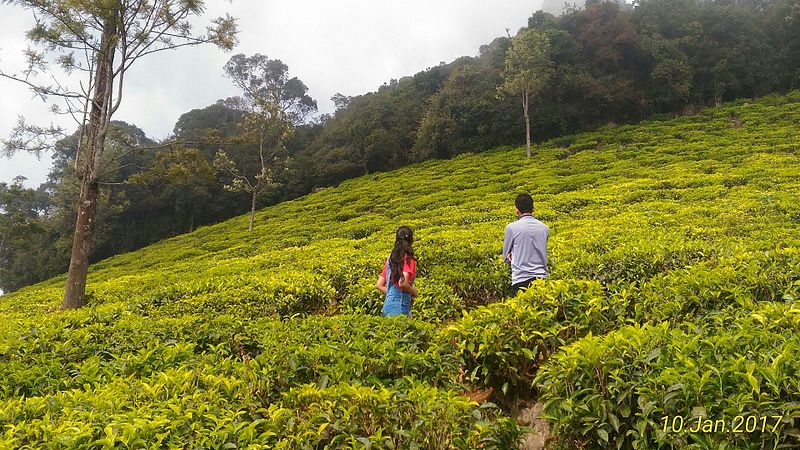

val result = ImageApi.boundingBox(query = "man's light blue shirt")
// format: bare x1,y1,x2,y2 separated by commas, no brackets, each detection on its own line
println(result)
503,215,549,285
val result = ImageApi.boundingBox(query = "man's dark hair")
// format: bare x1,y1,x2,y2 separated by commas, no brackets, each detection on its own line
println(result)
515,193,534,214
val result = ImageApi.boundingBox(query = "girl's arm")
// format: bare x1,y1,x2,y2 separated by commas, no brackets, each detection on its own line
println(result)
398,272,418,297
375,275,387,294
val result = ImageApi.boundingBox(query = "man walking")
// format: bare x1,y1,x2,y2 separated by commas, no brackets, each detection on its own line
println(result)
502,193,549,296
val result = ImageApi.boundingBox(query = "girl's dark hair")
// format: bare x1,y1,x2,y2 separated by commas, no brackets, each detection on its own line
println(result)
389,225,415,284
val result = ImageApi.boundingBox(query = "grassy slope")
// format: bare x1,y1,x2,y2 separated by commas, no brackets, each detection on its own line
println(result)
1,92,799,448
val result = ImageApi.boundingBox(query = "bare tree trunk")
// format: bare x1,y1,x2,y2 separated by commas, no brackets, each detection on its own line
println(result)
523,91,532,158
62,179,99,309
250,133,264,234
62,19,116,310
248,190,256,233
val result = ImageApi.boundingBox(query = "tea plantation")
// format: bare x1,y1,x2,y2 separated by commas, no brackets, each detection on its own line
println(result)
2,92,799,449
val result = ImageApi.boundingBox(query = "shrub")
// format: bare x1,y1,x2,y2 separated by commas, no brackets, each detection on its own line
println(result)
265,383,524,449
537,304,800,449
438,280,626,404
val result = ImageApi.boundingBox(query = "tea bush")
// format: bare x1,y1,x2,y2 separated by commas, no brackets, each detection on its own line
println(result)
266,383,523,449
133,272,337,318
0,367,520,449
439,280,630,400
536,303,800,449
237,315,462,399
634,248,800,324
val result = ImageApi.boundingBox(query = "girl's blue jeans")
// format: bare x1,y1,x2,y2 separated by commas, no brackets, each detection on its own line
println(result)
382,293,411,317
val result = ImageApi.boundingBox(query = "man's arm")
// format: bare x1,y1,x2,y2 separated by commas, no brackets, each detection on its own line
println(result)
543,226,550,268
502,225,513,265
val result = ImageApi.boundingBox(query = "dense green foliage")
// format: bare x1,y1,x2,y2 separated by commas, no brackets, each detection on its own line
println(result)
1,91,799,447
6,0,800,292
538,303,800,449
0,179,51,291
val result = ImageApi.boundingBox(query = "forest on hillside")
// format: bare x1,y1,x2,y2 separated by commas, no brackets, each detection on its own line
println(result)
2,0,800,293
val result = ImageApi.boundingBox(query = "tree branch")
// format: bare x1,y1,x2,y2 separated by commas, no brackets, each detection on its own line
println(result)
28,3,101,52
0,71,87,100
1,116,65,157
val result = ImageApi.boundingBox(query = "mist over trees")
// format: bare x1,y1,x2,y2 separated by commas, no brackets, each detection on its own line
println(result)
3,0,800,293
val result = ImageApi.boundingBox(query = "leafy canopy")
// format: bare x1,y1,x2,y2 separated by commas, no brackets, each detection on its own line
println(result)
500,28,554,98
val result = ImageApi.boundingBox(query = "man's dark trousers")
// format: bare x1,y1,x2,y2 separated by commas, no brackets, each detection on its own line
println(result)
511,277,544,296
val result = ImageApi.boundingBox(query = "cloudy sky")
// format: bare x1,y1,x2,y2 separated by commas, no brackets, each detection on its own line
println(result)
0,0,547,187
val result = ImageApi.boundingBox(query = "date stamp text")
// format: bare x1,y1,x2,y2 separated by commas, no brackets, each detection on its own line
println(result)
661,415,784,434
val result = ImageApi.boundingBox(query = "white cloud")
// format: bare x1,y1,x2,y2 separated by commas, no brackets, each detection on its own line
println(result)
0,0,542,188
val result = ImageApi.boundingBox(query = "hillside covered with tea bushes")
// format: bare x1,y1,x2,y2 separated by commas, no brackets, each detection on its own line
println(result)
1,92,799,448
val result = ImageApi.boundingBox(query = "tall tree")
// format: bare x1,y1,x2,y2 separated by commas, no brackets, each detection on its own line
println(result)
500,28,554,158
223,54,317,126
0,0,237,309
216,53,317,232
213,103,289,233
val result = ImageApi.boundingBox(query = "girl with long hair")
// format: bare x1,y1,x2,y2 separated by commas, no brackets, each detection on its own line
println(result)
375,225,417,317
